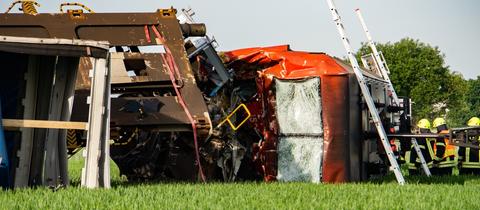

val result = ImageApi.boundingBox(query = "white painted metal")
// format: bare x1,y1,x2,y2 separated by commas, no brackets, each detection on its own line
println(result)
0,35,109,50
326,0,405,185
81,57,111,189
355,9,431,177
100,56,111,188
355,9,399,105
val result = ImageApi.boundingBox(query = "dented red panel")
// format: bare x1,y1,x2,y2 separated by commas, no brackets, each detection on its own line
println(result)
225,45,361,183
321,75,350,183
225,45,348,79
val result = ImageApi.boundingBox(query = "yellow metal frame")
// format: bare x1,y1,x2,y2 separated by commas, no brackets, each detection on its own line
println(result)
218,103,251,131
5,1,40,14
60,2,94,13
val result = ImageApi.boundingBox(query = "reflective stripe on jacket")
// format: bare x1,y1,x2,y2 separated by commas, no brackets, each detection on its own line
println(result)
434,130,458,168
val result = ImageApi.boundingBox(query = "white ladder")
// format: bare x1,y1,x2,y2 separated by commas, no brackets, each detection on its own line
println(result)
355,9,431,177
326,0,405,185
354,9,399,106
411,138,432,176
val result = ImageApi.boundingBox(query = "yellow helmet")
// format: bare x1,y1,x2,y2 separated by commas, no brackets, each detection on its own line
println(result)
468,117,480,126
417,119,431,129
433,117,446,128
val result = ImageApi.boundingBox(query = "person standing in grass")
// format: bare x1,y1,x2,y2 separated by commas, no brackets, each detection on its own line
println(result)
458,117,480,175
431,118,458,175
406,119,435,175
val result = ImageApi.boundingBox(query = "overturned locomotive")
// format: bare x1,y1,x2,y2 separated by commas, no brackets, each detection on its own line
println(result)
0,4,418,187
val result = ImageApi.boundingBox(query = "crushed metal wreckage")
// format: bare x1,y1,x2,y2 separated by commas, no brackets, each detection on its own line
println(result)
0,3,430,186
1,2,480,189
218,45,387,182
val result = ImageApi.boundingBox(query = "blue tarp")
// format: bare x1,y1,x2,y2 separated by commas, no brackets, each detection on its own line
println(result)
0,98,10,188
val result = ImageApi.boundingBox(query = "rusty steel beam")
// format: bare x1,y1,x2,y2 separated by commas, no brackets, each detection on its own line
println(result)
0,9,180,46
0,9,204,47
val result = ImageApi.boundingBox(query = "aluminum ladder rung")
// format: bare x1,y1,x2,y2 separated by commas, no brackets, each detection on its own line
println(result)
326,0,405,185
411,138,432,176
355,8,431,177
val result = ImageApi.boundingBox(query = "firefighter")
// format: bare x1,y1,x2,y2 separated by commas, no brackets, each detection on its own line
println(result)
459,117,480,175
406,119,435,175
431,117,458,175
467,117,480,127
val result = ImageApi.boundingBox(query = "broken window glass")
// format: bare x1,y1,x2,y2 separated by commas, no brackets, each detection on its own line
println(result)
275,77,323,183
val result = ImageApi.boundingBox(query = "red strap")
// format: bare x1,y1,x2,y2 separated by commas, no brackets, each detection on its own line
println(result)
151,25,182,84
151,25,165,44
144,25,151,43
153,25,206,182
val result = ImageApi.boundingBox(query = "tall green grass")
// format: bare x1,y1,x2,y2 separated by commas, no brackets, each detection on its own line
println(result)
0,155,478,210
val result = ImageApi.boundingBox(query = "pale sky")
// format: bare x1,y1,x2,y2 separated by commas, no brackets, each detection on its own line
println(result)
1,0,479,79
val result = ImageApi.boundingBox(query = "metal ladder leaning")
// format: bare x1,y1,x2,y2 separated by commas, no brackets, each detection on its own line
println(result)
326,0,405,185
355,9,431,177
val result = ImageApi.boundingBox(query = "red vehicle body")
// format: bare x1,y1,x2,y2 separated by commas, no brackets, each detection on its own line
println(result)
223,45,368,182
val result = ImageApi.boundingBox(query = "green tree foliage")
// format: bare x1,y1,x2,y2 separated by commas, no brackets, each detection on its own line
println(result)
355,38,468,126
444,72,469,126
465,77,480,119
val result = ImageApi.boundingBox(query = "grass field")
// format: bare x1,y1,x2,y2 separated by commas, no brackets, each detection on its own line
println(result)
1,154,479,210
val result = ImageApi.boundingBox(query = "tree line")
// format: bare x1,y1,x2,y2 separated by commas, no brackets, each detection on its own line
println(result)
355,38,479,127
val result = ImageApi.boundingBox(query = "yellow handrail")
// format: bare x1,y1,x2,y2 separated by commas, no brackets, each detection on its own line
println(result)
217,103,251,131
60,2,94,13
